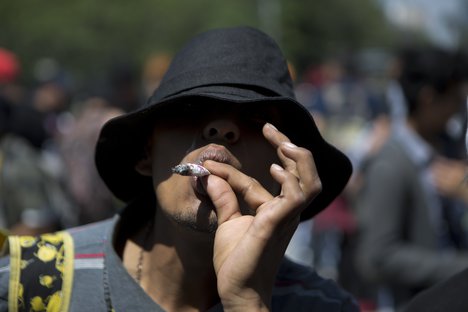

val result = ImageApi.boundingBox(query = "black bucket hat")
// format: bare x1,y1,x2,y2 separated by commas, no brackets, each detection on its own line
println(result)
95,26,352,221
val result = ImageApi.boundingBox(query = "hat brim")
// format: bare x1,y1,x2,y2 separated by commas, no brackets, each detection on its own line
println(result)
95,89,352,221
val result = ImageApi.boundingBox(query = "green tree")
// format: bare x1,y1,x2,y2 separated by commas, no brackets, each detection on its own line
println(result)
0,0,394,87
281,0,395,75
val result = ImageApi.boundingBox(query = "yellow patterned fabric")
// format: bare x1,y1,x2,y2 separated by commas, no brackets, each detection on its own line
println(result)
8,232,74,312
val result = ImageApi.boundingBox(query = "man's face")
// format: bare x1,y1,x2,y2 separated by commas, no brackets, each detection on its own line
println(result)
142,102,281,233
425,85,465,133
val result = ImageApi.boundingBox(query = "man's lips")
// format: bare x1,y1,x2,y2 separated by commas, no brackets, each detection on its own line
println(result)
195,144,242,169
190,144,242,197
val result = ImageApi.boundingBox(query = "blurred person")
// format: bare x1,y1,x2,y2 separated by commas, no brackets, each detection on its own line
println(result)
385,52,408,126
0,52,76,234
0,48,19,85
59,96,124,224
335,102,391,312
0,48,77,234
16,58,75,152
287,56,390,312
402,264,468,312
354,46,468,311
141,52,172,100
31,80,71,143
0,95,60,235
9,77,72,151
0,48,46,149
0,48,24,106
302,56,388,291
403,102,468,312
107,62,141,112
8,102,48,150
0,26,358,311
59,63,143,226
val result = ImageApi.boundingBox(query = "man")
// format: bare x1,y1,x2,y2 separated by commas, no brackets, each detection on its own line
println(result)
0,26,356,311
402,94,468,312
0,95,64,236
354,47,468,310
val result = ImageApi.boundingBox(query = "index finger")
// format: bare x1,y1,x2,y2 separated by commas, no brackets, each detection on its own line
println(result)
203,160,274,209
262,123,295,171
262,123,320,196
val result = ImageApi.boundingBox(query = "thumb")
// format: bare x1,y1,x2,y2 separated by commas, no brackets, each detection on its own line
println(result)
202,175,242,224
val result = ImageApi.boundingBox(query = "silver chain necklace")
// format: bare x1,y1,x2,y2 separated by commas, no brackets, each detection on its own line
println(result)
135,220,153,284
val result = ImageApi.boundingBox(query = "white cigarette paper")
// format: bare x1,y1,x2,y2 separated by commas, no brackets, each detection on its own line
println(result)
172,163,211,176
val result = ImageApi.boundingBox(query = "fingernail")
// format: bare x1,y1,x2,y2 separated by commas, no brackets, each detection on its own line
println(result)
266,123,278,131
282,142,297,149
271,163,283,171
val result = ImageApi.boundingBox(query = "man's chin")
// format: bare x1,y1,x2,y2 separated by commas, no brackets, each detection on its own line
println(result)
169,203,218,234
194,202,219,234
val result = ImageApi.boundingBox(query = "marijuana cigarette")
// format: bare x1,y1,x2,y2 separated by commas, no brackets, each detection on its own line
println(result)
172,163,211,177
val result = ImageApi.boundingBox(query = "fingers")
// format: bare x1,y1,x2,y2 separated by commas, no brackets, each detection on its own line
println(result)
201,174,243,224
264,163,306,221
263,123,322,201
202,123,321,227
262,123,296,173
280,142,321,200
203,160,274,210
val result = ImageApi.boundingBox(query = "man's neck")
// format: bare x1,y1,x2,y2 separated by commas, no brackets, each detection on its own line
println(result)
406,118,442,150
121,212,220,311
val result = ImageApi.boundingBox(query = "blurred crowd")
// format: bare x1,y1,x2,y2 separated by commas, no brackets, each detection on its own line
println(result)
0,48,171,235
1,44,468,312
287,47,468,312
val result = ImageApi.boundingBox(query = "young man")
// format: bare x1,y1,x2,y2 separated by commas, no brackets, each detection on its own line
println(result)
0,26,356,311
354,47,468,310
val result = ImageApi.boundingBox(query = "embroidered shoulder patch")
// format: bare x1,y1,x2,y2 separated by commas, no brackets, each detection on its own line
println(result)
8,231,74,312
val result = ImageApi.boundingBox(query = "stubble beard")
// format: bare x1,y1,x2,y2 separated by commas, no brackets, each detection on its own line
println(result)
168,202,219,234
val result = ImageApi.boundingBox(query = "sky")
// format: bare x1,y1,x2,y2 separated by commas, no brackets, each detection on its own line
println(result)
379,0,463,48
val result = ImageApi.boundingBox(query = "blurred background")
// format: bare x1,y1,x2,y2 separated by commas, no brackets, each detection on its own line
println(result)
1,0,467,89
2,1,468,311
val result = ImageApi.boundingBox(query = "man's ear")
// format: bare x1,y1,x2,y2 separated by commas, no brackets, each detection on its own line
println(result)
135,156,152,176
135,144,153,176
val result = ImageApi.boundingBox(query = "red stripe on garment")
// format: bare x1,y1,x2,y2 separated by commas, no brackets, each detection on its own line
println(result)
74,253,105,259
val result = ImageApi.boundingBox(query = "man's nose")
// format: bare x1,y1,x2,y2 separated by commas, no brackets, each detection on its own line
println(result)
202,119,240,144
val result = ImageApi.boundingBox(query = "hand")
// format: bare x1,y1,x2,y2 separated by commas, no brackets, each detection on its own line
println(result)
431,157,468,203
201,123,322,311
